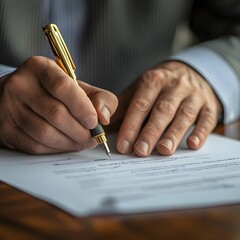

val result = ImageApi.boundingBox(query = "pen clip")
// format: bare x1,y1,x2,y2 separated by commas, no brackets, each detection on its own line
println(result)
43,24,77,80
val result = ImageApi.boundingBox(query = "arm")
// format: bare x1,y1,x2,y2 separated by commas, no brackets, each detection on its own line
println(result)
114,0,240,156
170,0,240,124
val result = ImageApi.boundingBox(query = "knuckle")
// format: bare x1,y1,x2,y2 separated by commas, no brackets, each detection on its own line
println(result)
173,75,189,88
124,121,140,133
167,128,181,141
142,127,160,141
25,56,50,69
4,133,28,153
194,125,212,141
46,104,67,126
36,125,53,143
24,56,39,67
4,74,20,95
140,70,164,89
179,75,188,85
178,106,196,123
131,98,150,114
196,126,208,137
201,107,217,126
50,77,71,96
155,99,175,118
155,70,167,81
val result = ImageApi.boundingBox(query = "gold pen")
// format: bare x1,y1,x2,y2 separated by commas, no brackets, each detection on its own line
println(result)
43,23,111,158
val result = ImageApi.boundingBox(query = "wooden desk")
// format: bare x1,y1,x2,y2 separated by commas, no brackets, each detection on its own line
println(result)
1,122,240,240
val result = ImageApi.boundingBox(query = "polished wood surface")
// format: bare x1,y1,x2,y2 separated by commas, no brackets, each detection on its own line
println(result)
1,122,240,240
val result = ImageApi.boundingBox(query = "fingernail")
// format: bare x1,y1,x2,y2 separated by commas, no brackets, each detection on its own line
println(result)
101,106,111,123
117,140,130,154
189,135,200,146
84,115,98,129
159,139,173,151
135,141,149,155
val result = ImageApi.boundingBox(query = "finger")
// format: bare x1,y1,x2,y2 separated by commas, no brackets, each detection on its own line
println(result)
187,105,218,150
133,85,188,156
156,95,204,155
1,123,62,154
79,81,118,125
14,102,96,151
116,70,167,154
25,86,96,147
29,57,98,129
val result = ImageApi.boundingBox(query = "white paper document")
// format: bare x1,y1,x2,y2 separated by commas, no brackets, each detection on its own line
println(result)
0,133,240,216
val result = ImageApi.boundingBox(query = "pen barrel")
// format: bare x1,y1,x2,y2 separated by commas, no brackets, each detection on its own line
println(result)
43,24,111,156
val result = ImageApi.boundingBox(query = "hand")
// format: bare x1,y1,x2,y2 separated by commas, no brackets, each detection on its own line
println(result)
0,56,118,154
113,61,223,156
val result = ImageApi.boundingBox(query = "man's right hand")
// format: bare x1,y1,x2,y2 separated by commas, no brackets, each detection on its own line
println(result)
0,56,118,154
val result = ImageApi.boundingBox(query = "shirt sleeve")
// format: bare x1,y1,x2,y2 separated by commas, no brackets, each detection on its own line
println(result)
168,46,240,124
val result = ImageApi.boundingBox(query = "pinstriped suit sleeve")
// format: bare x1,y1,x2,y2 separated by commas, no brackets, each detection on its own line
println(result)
170,1,240,124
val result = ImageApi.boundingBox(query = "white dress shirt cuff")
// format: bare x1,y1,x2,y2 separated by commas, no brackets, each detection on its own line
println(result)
168,46,240,124
0,65,16,78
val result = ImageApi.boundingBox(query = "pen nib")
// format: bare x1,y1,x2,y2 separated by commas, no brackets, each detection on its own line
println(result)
108,153,112,159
